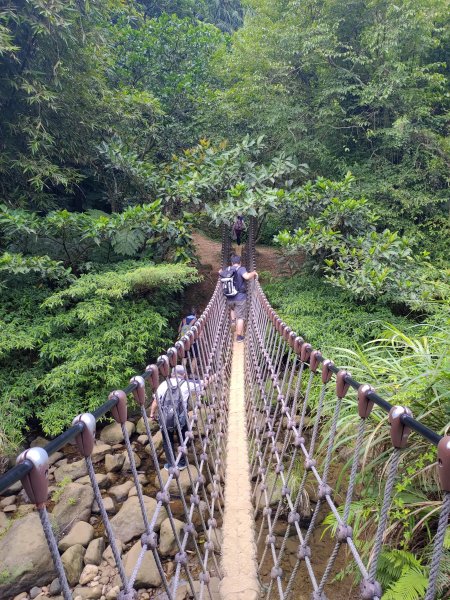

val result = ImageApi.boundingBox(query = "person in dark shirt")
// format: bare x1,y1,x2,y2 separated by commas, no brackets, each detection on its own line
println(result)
226,255,258,342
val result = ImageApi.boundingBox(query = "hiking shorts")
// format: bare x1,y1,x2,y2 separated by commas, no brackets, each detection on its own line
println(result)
227,299,247,320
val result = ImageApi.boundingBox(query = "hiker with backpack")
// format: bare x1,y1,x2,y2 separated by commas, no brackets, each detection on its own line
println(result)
150,364,202,471
232,215,246,246
219,254,258,342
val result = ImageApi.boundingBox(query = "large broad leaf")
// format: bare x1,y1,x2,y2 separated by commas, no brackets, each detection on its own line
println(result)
111,228,147,256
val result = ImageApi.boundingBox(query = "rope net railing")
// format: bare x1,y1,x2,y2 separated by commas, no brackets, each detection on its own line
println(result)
245,273,450,599
0,277,232,600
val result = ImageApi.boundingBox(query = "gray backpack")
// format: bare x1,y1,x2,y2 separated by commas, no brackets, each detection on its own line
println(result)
160,383,185,431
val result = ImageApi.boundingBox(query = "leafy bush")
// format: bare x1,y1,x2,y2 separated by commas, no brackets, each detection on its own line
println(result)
0,262,199,454
263,274,413,353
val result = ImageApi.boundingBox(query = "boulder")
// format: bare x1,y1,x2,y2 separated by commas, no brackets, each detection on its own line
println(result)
51,482,94,533
104,453,125,473
91,496,115,514
155,465,198,495
0,511,9,533
72,585,102,599
99,421,135,445
0,512,56,597
159,517,183,557
48,451,64,466
0,495,16,507
91,442,111,464
108,481,133,502
136,416,158,436
145,431,163,454
102,542,123,568
60,544,85,587
106,586,120,600
54,459,88,483
48,578,61,596
30,436,49,448
3,504,17,513
84,537,105,566
79,564,98,585
76,473,109,489
122,450,141,471
136,435,148,445
58,521,94,552
123,541,162,588
110,496,167,543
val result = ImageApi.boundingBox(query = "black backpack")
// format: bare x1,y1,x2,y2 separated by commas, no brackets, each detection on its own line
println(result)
159,382,185,431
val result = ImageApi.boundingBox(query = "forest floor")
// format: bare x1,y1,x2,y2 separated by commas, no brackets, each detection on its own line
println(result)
182,231,280,312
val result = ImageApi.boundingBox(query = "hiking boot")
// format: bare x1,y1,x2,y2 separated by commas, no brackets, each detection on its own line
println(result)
178,463,187,470
236,335,245,343
163,463,172,471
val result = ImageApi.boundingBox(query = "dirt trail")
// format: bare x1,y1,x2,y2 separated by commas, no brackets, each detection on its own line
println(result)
184,232,280,313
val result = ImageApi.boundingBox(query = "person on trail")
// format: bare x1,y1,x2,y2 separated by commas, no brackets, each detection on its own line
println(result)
150,365,202,471
178,307,199,373
219,254,258,343
232,216,246,246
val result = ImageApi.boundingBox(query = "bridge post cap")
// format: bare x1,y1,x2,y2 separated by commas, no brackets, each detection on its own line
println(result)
157,355,171,378
175,340,185,359
167,347,178,367
437,435,450,492
309,349,322,373
301,342,312,362
389,405,412,448
109,390,127,424
72,413,96,457
321,359,334,383
190,323,200,341
288,331,297,349
181,334,191,352
336,370,351,398
360,579,382,600
275,317,282,332
130,375,146,406
16,447,49,507
294,336,304,354
358,384,375,418
283,325,292,341
145,364,159,391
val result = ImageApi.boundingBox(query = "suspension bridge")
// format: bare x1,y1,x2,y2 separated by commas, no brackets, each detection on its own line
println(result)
0,219,449,600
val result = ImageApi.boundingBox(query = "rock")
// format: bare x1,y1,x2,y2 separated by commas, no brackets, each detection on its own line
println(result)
136,435,148,445
12,594,28,600
48,451,64,466
61,544,85,587
159,517,184,557
92,496,115,514
84,538,105,566
30,436,49,448
104,454,125,473
91,442,111,464
145,431,163,455
155,465,198,495
110,496,167,543
54,459,88,483
128,486,138,497
58,521,94,551
72,585,102,600
193,577,220,599
102,542,123,567
0,495,16,507
106,586,120,600
108,481,133,502
121,450,141,471
52,483,94,533
0,513,56,597
17,504,35,517
79,564,99,585
49,578,61,596
123,541,162,588
76,473,109,489
136,416,158,435
3,503,17,513
0,510,8,532
30,586,42,599
99,421,134,445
